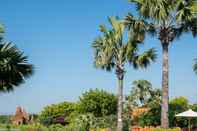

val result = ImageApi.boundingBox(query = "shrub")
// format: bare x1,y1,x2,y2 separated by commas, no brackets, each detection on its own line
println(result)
138,102,161,127
19,124,47,131
78,89,117,117
39,101,76,126
150,127,181,131
131,127,181,131
0,115,11,124
48,124,65,131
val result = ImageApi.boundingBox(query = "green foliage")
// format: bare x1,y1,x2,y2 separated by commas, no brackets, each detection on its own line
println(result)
69,113,118,130
127,0,197,128
138,100,161,127
138,97,193,127
169,97,189,127
64,125,87,131
0,124,47,131
92,17,156,72
70,113,96,130
0,115,11,124
126,80,161,108
0,43,34,92
48,124,65,131
39,101,76,126
78,89,117,117
150,127,181,131
0,27,33,92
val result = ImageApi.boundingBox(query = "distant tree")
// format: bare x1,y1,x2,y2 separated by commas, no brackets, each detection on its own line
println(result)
0,115,11,124
39,102,76,126
127,0,197,128
92,17,156,131
129,80,153,107
193,58,197,74
78,89,117,117
126,80,161,108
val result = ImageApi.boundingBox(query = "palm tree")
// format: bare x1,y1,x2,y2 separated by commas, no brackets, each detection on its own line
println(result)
194,58,197,74
128,80,161,107
92,17,156,131
0,43,33,92
127,0,197,128
132,80,153,106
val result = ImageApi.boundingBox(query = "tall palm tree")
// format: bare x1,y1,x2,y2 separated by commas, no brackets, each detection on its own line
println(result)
0,43,33,92
193,58,197,74
92,17,156,131
127,0,197,128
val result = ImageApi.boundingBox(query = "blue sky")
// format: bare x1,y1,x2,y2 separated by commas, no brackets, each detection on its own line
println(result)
0,0,196,114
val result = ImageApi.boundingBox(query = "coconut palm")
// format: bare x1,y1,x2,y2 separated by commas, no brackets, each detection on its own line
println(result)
194,58,197,74
127,0,197,128
92,17,156,131
0,43,33,92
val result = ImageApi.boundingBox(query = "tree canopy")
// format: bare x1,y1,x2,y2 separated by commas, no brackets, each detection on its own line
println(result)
39,102,76,126
78,89,117,117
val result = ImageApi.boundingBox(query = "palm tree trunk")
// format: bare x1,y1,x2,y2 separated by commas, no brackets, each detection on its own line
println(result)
117,72,124,131
161,43,169,128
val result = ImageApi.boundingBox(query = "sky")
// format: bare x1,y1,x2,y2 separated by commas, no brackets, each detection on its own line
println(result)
0,0,196,114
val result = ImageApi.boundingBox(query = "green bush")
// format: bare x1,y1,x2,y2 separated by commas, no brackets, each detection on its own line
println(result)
0,115,11,124
48,124,65,131
18,124,47,131
39,101,76,126
150,127,181,131
64,125,87,131
0,124,47,131
68,113,118,130
138,101,161,127
78,89,117,117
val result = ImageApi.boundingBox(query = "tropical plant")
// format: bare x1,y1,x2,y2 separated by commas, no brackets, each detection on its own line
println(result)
169,97,189,127
126,80,161,108
77,89,117,117
0,115,11,124
138,97,190,127
0,43,34,92
193,58,197,74
92,17,156,131
0,24,33,92
127,0,197,128
129,80,153,107
39,101,76,126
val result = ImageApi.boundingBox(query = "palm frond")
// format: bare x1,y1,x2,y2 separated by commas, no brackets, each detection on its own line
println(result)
92,16,156,73
124,13,157,38
129,0,173,24
0,43,34,92
132,48,157,69
176,0,196,23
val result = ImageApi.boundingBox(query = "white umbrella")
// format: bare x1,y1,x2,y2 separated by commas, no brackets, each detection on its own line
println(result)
175,109,197,131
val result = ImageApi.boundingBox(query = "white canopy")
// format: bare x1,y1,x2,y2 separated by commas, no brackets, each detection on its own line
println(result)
175,109,197,118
